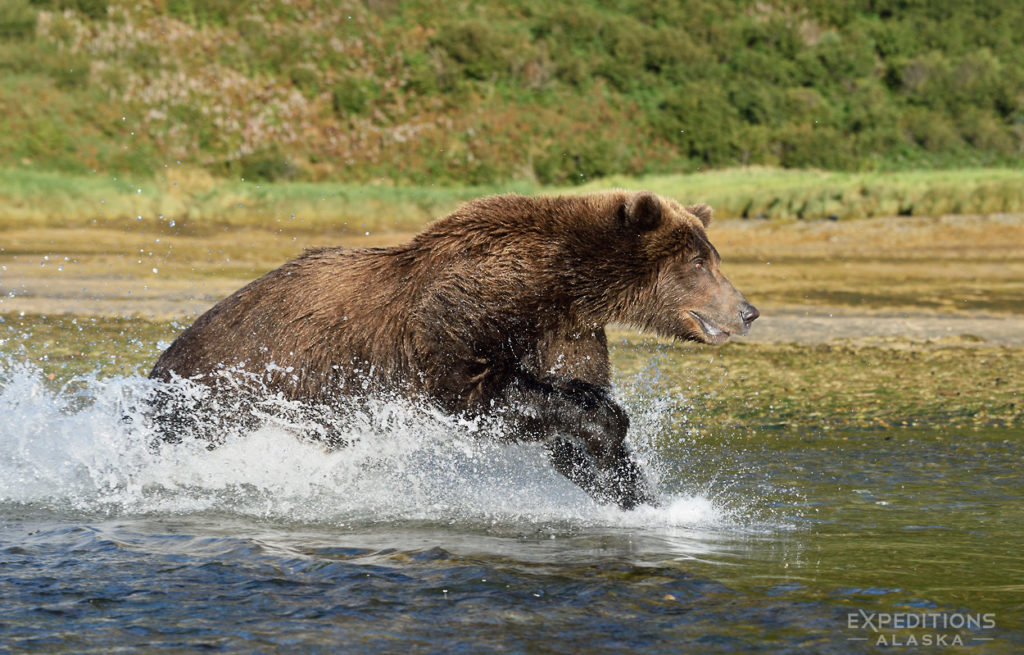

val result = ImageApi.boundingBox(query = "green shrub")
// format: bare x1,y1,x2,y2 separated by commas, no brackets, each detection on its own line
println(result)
236,148,296,182
654,84,743,166
0,40,42,72
0,0,37,40
288,63,320,96
51,53,90,89
532,5,603,52
332,77,376,116
958,110,1015,155
593,19,648,91
433,19,524,81
812,29,876,84
165,0,246,26
402,52,439,95
122,42,163,71
553,57,587,87
894,52,952,109
777,125,854,170
236,15,266,40
904,109,963,152
69,0,107,20
29,0,107,19
533,137,632,186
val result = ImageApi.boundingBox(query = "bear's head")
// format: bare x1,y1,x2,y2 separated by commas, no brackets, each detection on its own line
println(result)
618,191,758,344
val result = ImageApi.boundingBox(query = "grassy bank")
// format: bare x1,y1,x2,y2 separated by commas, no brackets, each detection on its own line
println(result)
3,167,1024,233
579,167,1024,221
0,167,515,233
3,1,1024,183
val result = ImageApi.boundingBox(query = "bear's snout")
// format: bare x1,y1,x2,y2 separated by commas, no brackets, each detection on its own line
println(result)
740,302,759,329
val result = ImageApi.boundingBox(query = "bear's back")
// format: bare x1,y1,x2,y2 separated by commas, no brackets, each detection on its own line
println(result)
150,245,426,399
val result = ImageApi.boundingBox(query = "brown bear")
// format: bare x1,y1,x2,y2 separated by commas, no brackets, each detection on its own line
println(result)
149,191,758,509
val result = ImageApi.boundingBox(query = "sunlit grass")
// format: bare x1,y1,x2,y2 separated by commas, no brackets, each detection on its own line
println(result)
0,166,517,233
581,167,1024,221
3,167,1024,234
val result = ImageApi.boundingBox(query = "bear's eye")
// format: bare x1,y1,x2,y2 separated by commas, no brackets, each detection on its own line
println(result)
693,258,705,270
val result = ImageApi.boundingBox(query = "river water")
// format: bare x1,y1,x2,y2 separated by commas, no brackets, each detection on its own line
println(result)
1,354,1021,653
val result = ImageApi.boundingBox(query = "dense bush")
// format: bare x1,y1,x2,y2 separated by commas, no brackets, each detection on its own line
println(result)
236,148,296,182
0,0,37,40
2,0,1023,183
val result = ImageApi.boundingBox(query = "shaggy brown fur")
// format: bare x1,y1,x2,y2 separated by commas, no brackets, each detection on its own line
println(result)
150,191,758,509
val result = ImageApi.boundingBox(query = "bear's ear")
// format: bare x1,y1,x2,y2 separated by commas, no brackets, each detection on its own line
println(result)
620,191,662,232
686,203,713,228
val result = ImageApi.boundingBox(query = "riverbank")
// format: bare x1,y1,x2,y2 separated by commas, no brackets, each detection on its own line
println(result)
5,167,1024,230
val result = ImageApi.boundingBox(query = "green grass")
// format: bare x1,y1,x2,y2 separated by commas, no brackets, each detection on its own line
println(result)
3,167,1024,233
582,167,1024,220
0,166,519,233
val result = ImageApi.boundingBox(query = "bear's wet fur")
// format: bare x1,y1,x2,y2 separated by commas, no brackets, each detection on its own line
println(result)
150,191,758,509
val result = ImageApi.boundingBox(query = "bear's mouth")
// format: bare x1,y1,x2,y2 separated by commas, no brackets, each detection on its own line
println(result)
687,311,731,344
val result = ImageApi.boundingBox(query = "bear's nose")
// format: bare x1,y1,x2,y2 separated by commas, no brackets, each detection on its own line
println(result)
740,302,759,326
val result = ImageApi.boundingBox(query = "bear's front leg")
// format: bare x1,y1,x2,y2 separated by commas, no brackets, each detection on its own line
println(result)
547,438,656,510
502,376,657,510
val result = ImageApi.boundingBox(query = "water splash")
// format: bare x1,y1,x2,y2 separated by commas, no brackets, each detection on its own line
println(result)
0,357,750,529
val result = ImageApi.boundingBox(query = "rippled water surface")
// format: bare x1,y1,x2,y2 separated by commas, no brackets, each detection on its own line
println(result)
1,354,1022,653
